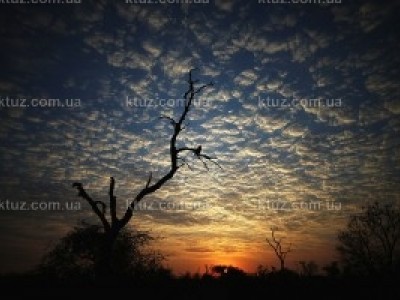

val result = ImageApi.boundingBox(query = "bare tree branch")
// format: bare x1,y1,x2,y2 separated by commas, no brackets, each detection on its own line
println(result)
117,69,215,229
266,228,292,271
109,177,117,225
160,115,176,126
176,146,221,170
179,157,194,171
145,172,152,189
95,201,107,215
72,182,110,232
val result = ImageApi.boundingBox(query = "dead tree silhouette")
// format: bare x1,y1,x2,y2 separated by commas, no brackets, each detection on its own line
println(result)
72,69,218,280
266,228,292,271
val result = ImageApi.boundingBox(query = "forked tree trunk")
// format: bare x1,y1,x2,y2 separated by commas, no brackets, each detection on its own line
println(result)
280,258,284,271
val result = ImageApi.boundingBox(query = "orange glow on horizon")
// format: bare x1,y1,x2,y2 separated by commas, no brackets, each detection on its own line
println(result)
161,244,337,276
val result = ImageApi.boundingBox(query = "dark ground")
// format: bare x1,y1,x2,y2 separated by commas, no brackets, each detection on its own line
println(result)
1,272,399,299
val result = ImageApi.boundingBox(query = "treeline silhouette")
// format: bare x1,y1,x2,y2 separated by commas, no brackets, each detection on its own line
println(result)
1,202,399,299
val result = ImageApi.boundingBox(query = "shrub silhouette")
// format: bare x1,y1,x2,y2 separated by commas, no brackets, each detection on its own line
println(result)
37,222,168,283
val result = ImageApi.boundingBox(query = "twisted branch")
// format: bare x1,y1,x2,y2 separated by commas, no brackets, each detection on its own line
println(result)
72,69,217,231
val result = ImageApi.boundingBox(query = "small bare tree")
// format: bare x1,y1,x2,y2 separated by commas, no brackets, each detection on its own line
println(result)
266,228,292,271
337,202,400,276
72,69,218,279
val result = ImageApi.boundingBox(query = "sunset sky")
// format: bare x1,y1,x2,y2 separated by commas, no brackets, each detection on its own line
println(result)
0,0,399,275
